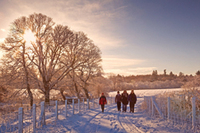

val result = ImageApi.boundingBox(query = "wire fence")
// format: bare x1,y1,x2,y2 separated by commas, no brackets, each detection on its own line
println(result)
144,95,200,132
0,103,41,133
0,97,115,133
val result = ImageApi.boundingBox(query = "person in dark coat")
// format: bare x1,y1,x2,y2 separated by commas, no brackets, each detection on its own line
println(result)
128,90,137,113
121,90,128,112
99,93,107,112
115,91,121,111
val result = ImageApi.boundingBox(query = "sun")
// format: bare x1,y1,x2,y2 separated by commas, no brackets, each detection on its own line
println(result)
23,30,36,46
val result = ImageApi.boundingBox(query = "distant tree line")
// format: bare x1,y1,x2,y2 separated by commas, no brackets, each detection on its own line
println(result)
107,69,200,91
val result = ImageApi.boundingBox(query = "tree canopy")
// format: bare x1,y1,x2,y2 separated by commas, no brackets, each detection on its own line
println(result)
0,13,102,103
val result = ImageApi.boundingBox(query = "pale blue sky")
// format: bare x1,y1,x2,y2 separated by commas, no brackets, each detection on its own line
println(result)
0,0,200,76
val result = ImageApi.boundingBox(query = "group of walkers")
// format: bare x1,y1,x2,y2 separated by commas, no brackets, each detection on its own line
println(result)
99,90,137,113
115,90,137,113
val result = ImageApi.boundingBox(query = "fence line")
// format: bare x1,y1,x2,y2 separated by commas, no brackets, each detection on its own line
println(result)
144,96,200,132
0,97,115,132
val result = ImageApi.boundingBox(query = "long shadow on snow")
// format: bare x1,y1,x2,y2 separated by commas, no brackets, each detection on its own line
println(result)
61,104,119,133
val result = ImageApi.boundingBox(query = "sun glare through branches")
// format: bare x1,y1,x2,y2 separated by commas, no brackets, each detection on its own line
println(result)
23,30,36,47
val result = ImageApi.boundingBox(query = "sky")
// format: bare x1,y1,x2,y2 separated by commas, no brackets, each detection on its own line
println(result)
0,0,200,76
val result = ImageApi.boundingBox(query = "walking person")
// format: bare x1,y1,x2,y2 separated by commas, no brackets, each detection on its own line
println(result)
99,93,107,112
121,90,128,112
128,90,137,113
115,91,121,111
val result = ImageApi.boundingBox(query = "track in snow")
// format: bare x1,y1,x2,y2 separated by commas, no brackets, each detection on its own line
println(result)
119,111,144,133
79,104,143,133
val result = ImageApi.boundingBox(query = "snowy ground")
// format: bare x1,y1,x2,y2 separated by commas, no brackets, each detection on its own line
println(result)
35,88,190,133
108,88,182,98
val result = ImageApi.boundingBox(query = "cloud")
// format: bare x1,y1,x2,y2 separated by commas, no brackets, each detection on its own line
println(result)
1,29,5,32
0,0,128,57
102,57,156,75
127,67,157,74
48,0,125,49
102,57,144,69
91,35,124,49
33,0,125,49
0,0,127,50
104,67,157,76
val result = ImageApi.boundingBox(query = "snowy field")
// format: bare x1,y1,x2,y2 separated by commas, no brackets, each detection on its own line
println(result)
33,88,192,133
108,88,182,98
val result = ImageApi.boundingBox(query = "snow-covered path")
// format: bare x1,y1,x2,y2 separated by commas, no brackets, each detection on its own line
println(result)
36,96,184,133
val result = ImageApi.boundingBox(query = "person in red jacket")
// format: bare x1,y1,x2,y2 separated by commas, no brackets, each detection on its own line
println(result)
99,93,107,112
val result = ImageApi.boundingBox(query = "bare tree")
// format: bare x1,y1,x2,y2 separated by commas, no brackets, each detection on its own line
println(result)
55,31,103,99
25,14,75,103
108,74,124,91
108,73,117,91
63,31,102,99
1,13,102,103
164,69,167,76
27,14,102,103
196,70,200,76
0,16,34,106
77,56,102,99
91,76,112,98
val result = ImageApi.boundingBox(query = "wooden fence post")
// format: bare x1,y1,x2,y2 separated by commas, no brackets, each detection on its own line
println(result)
151,97,154,116
38,101,45,127
42,101,45,126
192,97,196,129
33,104,36,133
18,107,23,133
144,96,147,110
78,99,80,113
168,97,170,120
83,99,85,111
87,99,89,109
65,100,67,117
55,101,58,120
148,97,151,115
72,99,74,114
93,99,95,109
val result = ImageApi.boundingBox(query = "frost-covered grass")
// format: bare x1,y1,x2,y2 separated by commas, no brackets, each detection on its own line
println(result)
154,88,200,118
0,89,62,116
141,88,200,131
0,88,197,132
109,88,200,131
1,88,200,133
0,97,114,133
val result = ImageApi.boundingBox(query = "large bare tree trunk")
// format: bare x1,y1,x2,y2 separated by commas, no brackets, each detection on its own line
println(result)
27,84,33,106
44,81,50,103
83,84,90,99
45,89,50,104
60,89,66,101
84,89,89,99
22,44,33,107
74,82,80,99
